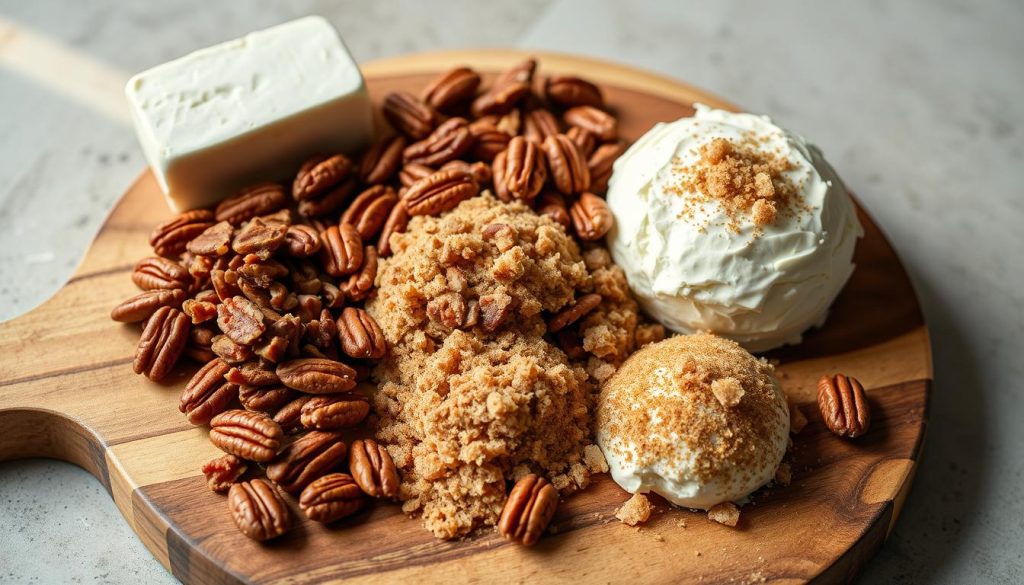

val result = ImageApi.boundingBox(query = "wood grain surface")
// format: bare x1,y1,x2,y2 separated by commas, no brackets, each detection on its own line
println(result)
0,50,931,585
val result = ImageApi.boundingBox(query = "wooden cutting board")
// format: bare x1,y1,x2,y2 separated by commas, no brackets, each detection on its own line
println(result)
0,50,931,585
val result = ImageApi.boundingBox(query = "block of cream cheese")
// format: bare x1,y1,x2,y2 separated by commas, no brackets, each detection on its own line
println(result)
125,16,373,211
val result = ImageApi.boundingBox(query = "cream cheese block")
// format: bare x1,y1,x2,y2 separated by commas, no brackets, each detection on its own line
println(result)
125,16,373,212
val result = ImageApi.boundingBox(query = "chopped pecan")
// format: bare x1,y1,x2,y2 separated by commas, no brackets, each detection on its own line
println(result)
564,105,617,142
469,121,511,161
182,299,218,324
496,108,522,136
202,453,247,493
133,306,190,381
493,58,537,87
523,108,560,145
179,358,236,425
570,192,614,240
211,334,253,364
210,269,241,301
341,186,399,240
266,430,347,493
478,293,512,332
337,307,387,359
237,257,289,287
543,133,591,195
227,479,290,541
296,294,323,323
498,474,558,547
348,439,399,499
545,75,604,108
226,361,280,386
292,154,354,201
359,134,407,185
276,358,357,394
403,169,479,216
471,80,530,117
421,66,481,111
318,223,364,277
149,210,215,257
186,221,233,256
239,384,295,414
299,473,365,523
377,201,409,257
493,136,547,202
305,309,338,353
209,409,283,462
282,224,321,257
341,245,378,302
216,296,266,345
215,183,288,226
132,257,190,291
382,91,438,139
110,288,186,323
320,281,345,310
548,293,602,332
231,217,288,256
817,374,871,438
566,126,597,158
535,190,571,228
184,324,217,362
587,141,625,193
300,393,370,430
403,117,474,167
426,292,469,329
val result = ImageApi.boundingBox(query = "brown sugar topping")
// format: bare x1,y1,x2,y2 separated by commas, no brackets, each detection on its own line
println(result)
669,136,805,233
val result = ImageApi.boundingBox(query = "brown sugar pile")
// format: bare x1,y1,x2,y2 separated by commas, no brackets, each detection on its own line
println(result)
671,136,800,230
367,194,638,539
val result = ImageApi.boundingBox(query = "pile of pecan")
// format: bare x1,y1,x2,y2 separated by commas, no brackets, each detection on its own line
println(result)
111,57,625,544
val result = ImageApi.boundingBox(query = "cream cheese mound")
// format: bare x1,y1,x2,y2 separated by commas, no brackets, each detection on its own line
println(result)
606,105,862,351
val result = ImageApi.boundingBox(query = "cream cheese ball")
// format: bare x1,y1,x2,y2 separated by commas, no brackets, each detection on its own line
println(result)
596,333,789,509
606,104,862,351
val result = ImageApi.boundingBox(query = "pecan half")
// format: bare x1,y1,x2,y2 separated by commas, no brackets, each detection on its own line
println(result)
239,384,295,414
535,190,571,228
228,479,290,541
299,473,365,523
211,334,253,364
110,288,186,323
471,81,530,118
341,245,378,302
469,121,511,161
132,257,190,291
493,58,537,87
273,395,314,433
179,358,237,425
266,430,347,493
359,134,407,185
341,186,399,241
349,439,399,499
337,307,387,359
398,162,435,188
548,293,602,332
319,223,364,277
293,154,354,201
566,126,597,158
185,220,233,256
276,358,357,394
232,217,288,256
493,136,547,202
296,176,357,217
216,296,266,345
133,306,190,381
149,210,215,257
479,292,512,332
215,183,288,226
543,133,591,195
226,361,281,386
817,374,871,438
377,202,409,257
442,160,492,185
523,108,560,145
570,192,614,240
209,409,283,462
564,105,617,142
202,453,247,493
587,141,626,193
382,91,437,140
282,224,321,257
404,169,479,216
544,75,604,108
421,66,481,111
301,393,370,430
498,474,558,547
403,117,474,167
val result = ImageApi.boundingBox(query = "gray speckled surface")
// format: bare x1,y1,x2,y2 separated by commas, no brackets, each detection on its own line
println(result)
1,1,1022,583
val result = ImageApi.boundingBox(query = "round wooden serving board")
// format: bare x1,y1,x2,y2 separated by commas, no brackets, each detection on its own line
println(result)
0,50,931,585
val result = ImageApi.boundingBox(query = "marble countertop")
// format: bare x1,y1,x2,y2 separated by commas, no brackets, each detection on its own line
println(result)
1,1,1021,583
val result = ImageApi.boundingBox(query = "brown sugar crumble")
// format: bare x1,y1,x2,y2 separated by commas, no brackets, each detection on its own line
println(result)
367,194,638,539
616,493,653,526
707,502,741,527
669,136,805,233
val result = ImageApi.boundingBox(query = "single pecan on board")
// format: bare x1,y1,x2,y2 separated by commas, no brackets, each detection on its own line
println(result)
227,479,291,541
817,374,871,438
110,288,186,323
498,474,559,547
349,438,400,499
179,358,237,425
299,472,365,523
133,306,190,381
202,453,247,493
